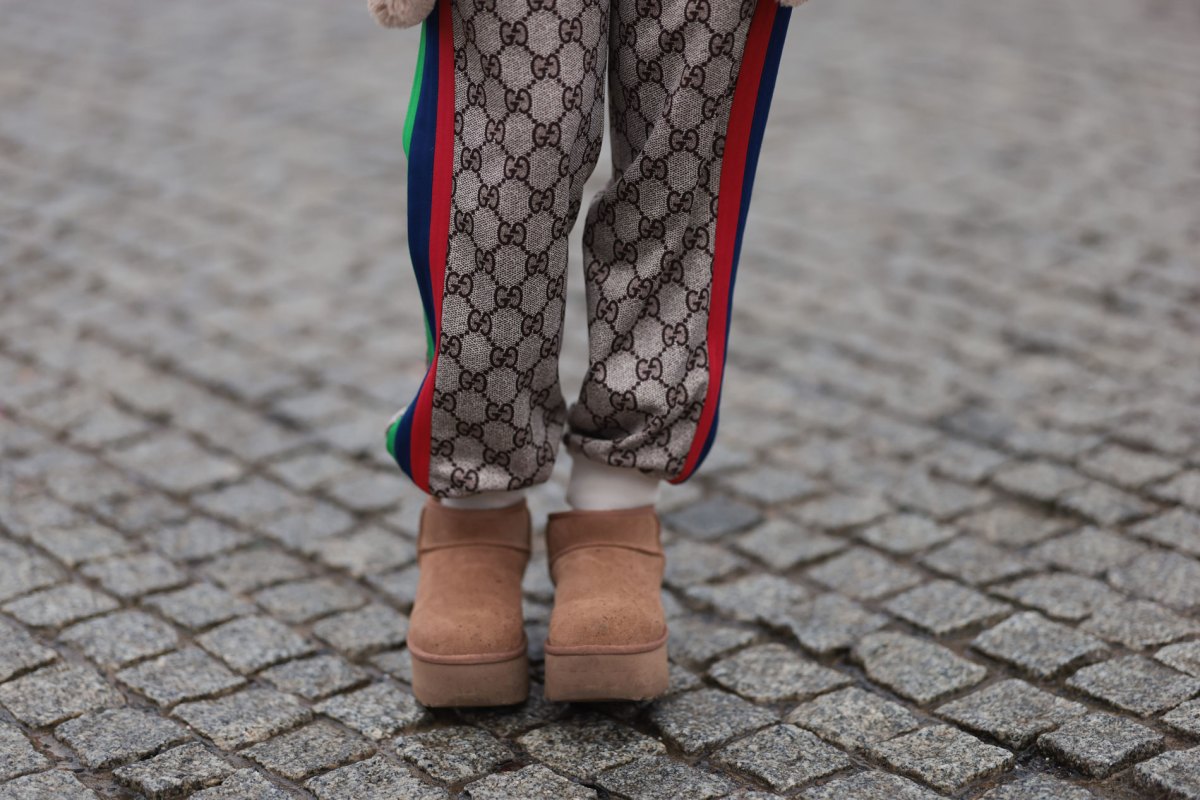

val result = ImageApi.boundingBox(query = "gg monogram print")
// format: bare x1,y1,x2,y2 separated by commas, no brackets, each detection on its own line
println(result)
388,0,791,497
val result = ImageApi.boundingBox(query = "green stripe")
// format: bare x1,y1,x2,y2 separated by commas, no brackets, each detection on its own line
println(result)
402,22,427,159
386,415,402,460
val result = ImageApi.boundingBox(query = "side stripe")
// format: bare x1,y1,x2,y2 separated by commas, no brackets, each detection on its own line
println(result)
389,0,455,491
671,0,791,483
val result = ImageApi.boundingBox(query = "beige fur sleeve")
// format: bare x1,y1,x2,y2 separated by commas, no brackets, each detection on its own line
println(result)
369,0,435,28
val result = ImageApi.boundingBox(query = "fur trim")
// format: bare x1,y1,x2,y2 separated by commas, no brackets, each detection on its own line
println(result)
370,0,435,29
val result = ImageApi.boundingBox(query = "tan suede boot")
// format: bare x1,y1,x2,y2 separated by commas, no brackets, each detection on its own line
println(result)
407,498,531,706
542,505,669,702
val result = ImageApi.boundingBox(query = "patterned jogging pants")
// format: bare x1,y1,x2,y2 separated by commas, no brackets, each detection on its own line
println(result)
387,0,791,497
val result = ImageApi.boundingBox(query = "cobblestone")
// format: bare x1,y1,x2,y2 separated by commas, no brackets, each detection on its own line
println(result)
870,725,1014,793
1080,599,1200,649
979,774,1097,800
259,654,368,700
972,612,1107,678
649,689,777,755
1067,656,1200,717
306,755,447,800
313,681,429,739
0,723,49,781
517,715,665,780
853,632,987,705
464,764,597,799
1159,642,1200,679
243,721,375,781
3,1,1199,796
787,686,919,752
733,520,846,569
1165,700,1200,737
598,756,734,800
311,603,409,657
0,771,99,800
0,619,57,681
173,688,312,749
0,664,122,727
936,679,1086,748
709,643,850,702
59,610,179,668
807,547,922,600
142,583,254,631
395,726,512,784
801,770,941,800
884,580,1011,635
190,769,291,800
55,708,189,769
1037,712,1164,778
4,583,119,628
117,647,246,706
197,615,317,674
112,743,234,799
1134,747,1200,800
712,724,851,792
786,593,889,655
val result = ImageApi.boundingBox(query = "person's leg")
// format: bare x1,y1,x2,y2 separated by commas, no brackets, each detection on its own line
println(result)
543,0,792,702
565,0,792,488
391,0,608,706
387,0,608,501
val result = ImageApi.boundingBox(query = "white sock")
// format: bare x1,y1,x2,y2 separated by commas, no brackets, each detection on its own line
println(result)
440,489,528,510
566,455,661,511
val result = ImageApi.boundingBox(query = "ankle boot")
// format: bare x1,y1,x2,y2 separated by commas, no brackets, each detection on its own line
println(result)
407,498,531,706
542,505,669,702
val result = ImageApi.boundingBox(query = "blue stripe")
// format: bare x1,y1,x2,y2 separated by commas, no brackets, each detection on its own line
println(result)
688,5,791,478
392,6,442,480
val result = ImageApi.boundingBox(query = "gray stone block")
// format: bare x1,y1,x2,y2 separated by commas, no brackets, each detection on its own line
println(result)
712,724,851,792
935,679,1086,748
314,681,430,739
113,743,235,799
852,632,986,705
709,643,850,703
1038,713,1164,778
869,724,1013,793
0,664,122,727
1134,747,1200,800
306,755,447,800
1067,656,1200,716
55,708,189,769
174,688,311,749
649,689,777,755
395,725,511,784
243,721,375,781
517,715,664,780
464,765,597,799
597,756,733,800
972,611,1107,678
117,647,245,706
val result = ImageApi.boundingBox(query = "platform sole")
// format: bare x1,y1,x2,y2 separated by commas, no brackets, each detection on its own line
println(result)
410,652,530,707
543,642,669,702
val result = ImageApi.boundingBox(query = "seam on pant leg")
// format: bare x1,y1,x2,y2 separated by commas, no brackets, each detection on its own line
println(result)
671,0,792,484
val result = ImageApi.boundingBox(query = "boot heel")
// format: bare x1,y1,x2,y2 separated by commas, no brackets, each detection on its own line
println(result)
544,642,668,702
411,652,530,707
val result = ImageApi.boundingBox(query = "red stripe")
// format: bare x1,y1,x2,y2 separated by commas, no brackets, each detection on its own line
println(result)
674,0,777,482
409,0,455,492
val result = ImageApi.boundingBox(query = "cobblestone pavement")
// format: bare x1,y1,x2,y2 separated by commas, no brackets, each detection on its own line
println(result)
2,0,1200,798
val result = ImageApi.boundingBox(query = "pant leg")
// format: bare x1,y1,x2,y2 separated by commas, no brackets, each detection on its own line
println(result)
564,0,791,482
389,0,609,497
